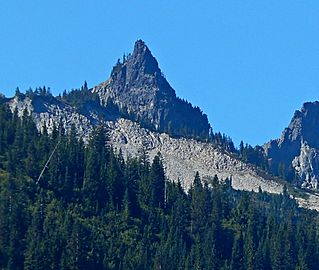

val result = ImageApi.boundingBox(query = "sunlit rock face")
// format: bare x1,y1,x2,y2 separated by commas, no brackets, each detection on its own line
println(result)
265,101,319,190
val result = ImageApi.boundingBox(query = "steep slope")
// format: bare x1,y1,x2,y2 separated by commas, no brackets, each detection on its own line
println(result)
9,93,279,191
93,40,211,140
9,95,319,210
265,102,319,189
5,40,319,210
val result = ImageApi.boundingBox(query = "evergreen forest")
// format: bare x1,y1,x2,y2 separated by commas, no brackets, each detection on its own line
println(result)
0,103,319,270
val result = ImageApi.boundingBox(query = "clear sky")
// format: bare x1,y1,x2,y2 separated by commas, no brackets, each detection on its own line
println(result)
1,1,319,146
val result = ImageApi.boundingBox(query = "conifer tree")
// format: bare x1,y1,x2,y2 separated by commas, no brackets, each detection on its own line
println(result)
150,153,165,209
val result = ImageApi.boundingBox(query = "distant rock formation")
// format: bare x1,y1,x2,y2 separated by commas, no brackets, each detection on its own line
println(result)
265,102,319,189
93,40,211,140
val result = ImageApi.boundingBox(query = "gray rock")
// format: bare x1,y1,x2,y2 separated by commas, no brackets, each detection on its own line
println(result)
265,101,319,190
292,141,319,189
93,40,210,139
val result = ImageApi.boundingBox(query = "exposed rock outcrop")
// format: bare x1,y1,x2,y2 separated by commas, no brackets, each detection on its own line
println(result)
265,102,319,190
292,141,319,189
93,40,210,139
9,94,94,138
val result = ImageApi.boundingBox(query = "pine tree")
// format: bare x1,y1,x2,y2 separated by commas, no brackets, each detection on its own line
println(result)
230,233,244,270
150,153,165,209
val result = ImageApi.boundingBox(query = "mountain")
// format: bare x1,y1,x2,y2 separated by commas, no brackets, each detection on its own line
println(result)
264,101,319,189
4,40,319,210
92,40,211,140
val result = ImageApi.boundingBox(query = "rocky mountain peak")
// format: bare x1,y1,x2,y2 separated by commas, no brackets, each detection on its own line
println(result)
296,102,319,148
275,101,319,148
130,39,160,75
110,39,162,85
265,101,319,189
93,40,210,139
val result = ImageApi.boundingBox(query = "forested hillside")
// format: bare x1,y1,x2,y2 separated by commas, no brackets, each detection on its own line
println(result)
1,103,319,270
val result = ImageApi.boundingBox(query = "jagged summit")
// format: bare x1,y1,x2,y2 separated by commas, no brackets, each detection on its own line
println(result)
128,39,160,76
93,40,210,139
295,102,319,148
108,39,172,94
265,101,319,189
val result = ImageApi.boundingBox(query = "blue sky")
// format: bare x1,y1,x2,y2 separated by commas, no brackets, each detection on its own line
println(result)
1,1,319,146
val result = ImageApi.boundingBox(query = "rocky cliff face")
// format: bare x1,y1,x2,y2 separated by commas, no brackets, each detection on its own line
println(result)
265,102,319,189
93,40,210,139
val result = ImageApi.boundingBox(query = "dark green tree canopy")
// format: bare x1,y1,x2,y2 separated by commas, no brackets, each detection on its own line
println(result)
0,104,318,270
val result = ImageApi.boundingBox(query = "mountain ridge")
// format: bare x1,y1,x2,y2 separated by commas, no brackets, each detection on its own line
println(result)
8,92,319,210
2,40,319,210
